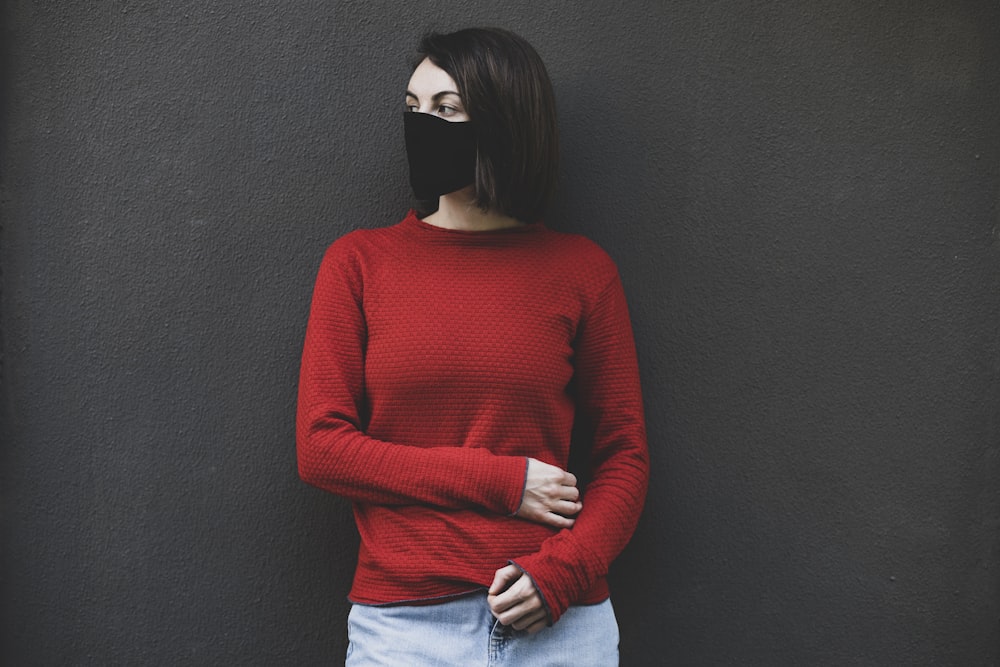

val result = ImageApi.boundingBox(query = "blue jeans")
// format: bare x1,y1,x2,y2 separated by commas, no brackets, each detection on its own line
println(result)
345,592,619,666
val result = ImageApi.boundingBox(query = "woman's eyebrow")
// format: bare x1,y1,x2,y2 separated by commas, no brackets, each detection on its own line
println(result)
405,90,462,100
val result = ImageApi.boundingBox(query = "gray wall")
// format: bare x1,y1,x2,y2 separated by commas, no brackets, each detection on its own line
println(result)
2,1,998,665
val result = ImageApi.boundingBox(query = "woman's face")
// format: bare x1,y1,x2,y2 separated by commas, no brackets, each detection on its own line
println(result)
405,58,469,122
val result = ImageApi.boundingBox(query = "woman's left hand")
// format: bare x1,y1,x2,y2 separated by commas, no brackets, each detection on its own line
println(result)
487,564,549,633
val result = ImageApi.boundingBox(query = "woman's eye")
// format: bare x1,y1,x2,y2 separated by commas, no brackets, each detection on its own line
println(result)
405,104,419,112
438,105,458,115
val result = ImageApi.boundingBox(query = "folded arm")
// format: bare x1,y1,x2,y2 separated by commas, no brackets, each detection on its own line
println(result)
296,240,529,513
509,272,650,625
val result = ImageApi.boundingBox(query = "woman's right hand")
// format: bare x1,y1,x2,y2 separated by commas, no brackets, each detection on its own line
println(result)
515,458,582,529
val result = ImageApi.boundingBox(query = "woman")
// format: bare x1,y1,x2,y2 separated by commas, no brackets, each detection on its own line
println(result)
297,27,648,665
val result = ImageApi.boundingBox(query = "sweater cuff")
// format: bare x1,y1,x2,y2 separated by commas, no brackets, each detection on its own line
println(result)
508,456,530,516
511,539,604,624
475,451,529,515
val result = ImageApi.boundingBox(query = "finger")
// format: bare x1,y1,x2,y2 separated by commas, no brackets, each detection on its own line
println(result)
561,471,577,487
496,595,543,626
553,499,583,516
540,512,575,529
525,616,549,634
488,564,521,596
562,484,580,502
511,608,548,631
490,575,537,615
491,590,529,618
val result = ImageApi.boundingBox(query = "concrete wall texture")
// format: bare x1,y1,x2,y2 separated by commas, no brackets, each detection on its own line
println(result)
2,1,998,664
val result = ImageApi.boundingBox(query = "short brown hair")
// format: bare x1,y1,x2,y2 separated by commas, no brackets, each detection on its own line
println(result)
416,28,559,223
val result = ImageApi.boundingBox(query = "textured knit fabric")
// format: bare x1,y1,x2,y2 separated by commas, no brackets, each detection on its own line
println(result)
296,210,648,623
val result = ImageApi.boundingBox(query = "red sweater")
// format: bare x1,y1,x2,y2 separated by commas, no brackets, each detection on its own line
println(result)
296,211,648,623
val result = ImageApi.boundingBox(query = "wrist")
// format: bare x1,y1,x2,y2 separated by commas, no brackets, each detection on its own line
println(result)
509,456,530,516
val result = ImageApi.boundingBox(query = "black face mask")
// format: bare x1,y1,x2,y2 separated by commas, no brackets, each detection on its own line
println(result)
403,112,477,200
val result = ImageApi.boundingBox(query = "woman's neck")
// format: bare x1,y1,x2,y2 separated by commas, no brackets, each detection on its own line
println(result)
422,187,524,231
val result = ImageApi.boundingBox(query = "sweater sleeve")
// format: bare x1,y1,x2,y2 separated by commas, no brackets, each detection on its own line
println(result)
296,238,528,514
511,270,650,624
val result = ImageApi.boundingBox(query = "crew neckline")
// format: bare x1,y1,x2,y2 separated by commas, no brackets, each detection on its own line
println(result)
403,209,544,236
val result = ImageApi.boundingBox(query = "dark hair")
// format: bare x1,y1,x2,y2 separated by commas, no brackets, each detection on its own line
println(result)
416,28,559,223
